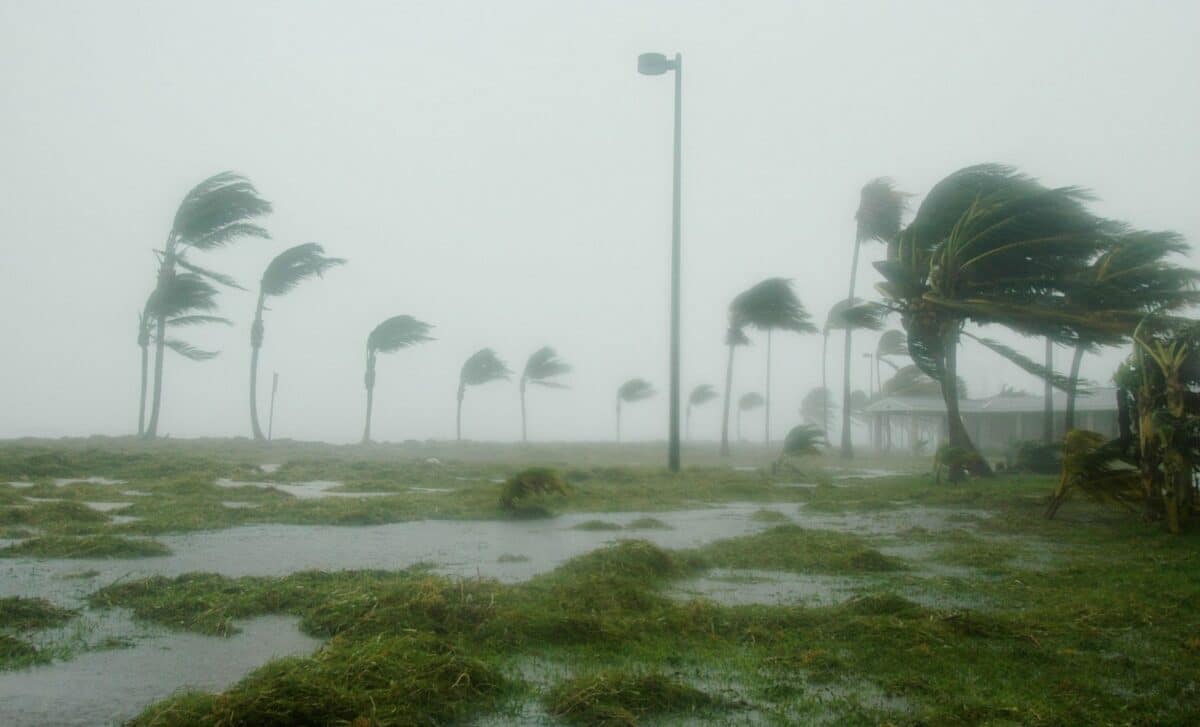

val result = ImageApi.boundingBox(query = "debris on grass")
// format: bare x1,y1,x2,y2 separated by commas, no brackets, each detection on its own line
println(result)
0,596,76,630
545,670,732,725
692,524,904,574
0,535,170,559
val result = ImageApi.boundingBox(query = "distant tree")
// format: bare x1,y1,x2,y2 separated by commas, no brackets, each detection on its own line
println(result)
737,392,765,442
840,178,909,459
616,378,655,442
458,348,512,441
249,243,345,440
520,346,571,442
719,326,751,456
823,297,886,446
362,315,434,443
800,387,833,434
686,384,718,440
137,274,230,435
142,172,272,438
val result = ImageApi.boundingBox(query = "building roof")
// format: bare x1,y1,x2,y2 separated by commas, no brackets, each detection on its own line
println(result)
862,387,1118,416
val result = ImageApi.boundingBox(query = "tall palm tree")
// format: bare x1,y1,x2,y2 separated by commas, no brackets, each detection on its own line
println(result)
737,392,764,442
249,243,346,440
362,315,434,443
719,325,751,456
458,349,511,441
136,274,231,434
520,346,571,442
727,278,816,448
686,384,718,440
842,178,909,458
616,378,655,442
824,298,886,445
143,172,272,438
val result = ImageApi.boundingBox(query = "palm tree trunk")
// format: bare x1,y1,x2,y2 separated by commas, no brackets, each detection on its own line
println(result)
821,331,829,438
137,340,149,436
616,399,622,443
520,379,528,443
456,385,465,442
765,330,772,447
737,408,742,442
841,235,863,459
1043,337,1054,444
941,325,991,477
1064,344,1085,433
686,403,692,441
719,342,735,456
362,352,376,444
144,249,175,439
249,294,266,441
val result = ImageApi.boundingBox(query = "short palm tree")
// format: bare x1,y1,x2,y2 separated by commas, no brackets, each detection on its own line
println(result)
727,278,816,448
778,424,825,466
520,346,571,442
616,378,655,442
142,172,272,438
249,243,345,440
719,325,751,456
458,349,512,441
136,273,230,435
362,315,434,443
686,384,718,440
737,392,765,442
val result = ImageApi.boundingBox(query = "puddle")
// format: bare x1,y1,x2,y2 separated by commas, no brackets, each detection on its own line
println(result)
671,569,858,606
221,501,261,509
0,615,319,727
119,491,151,497
108,516,142,526
774,482,819,489
214,478,391,500
258,464,281,474
23,497,63,504
830,469,907,480
80,502,133,513
53,478,125,487
409,487,453,494
6,482,35,489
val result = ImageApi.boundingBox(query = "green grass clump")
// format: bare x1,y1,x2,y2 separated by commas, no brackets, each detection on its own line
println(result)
0,596,75,630
693,524,904,574
573,519,623,531
750,509,790,523
545,670,731,725
0,634,41,663
0,535,169,559
499,467,569,511
497,553,530,563
127,633,512,727
624,517,671,530
0,500,109,527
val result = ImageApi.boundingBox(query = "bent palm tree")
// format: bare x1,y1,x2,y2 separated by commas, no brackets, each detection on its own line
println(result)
779,424,825,463
362,316,434,443
842,179,909,458
728,278,816,447
143,172,272,438
520,346,571,442
686,384,718,440
616,378,655,442
458,349,512,441
737,392,764,442
719,326,751,456
249,243,345,440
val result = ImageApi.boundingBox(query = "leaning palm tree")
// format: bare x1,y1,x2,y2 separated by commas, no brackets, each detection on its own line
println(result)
616,378,655,442
686,384,718,440
520,346,571,442
362,315,434,443
458,349,512,441
737,392,765,442
728,278,816,447
719,325,751,456
142,172,272,438
777,424,825,469
824,297,886,445
841,179,909,458
249,243,346,440
136,273,231,434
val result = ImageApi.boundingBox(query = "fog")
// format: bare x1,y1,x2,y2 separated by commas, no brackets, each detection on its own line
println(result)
2,0,1197,444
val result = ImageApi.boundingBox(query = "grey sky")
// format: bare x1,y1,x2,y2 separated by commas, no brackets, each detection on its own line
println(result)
1,1,1197,444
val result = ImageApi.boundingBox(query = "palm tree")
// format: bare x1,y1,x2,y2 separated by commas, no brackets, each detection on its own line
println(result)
249,243,346,440
520,346,571,442
872,329,908,450
778,424,825,464
719,325,751,456
136,274,231,434
362,315,434,443
727,279,816,447
737,392,764,442
823,297,886,446
686,384,718,440
616,378,655,442
842,179,909,459
800,387,832,434
143,172,272,438
458,349,511,441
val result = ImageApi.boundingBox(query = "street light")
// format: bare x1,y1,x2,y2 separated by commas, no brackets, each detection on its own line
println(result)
637,51,683,473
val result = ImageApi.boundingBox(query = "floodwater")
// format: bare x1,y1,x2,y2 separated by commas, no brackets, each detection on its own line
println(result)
214,477,391,500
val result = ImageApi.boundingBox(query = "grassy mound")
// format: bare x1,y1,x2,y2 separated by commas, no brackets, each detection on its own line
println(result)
0,500,109,527
545,670,731,725
0,535,169,559
0,634,39,662
0,596,75,630
693,524,904,574
625,517,672,530
128,634,510,727
572,519,623,531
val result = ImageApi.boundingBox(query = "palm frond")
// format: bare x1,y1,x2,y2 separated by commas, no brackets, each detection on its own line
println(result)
460,348,512,387
171,172,272,250
738,392,765,411
688,384,718,407
876,329,908,358
261,243,347,297
523,346,571,385
856,178,909,244
164,339,219,361
367,316,435,354
781,424,825,457
800,387,834,426
726,326,751,347
730,278,817,334
174,254,245,290
962,332,1089,394
146,273,221,319
618,378,655,403
167,315,231,327
824,298,887,332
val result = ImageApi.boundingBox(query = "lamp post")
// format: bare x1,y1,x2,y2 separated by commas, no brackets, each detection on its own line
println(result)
638,51,683,473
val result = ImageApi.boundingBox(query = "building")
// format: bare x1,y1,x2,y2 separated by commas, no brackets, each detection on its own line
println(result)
861,387,1120,452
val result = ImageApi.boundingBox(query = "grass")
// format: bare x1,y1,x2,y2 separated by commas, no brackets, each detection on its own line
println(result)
692,524,905,574
0,596,75,630
572,519,624,531
0,534,169,559
544,670,733,724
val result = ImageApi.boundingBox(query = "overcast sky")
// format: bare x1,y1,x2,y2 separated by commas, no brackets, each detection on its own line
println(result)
1,1,1197,445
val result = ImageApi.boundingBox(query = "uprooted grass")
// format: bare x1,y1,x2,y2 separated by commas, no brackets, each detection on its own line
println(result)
0,595,76,630
0,534,169,559
544,670,734,725
691,524,904,574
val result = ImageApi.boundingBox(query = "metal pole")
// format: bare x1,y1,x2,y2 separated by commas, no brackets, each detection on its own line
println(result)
267,372,279,442
668,53,682,473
